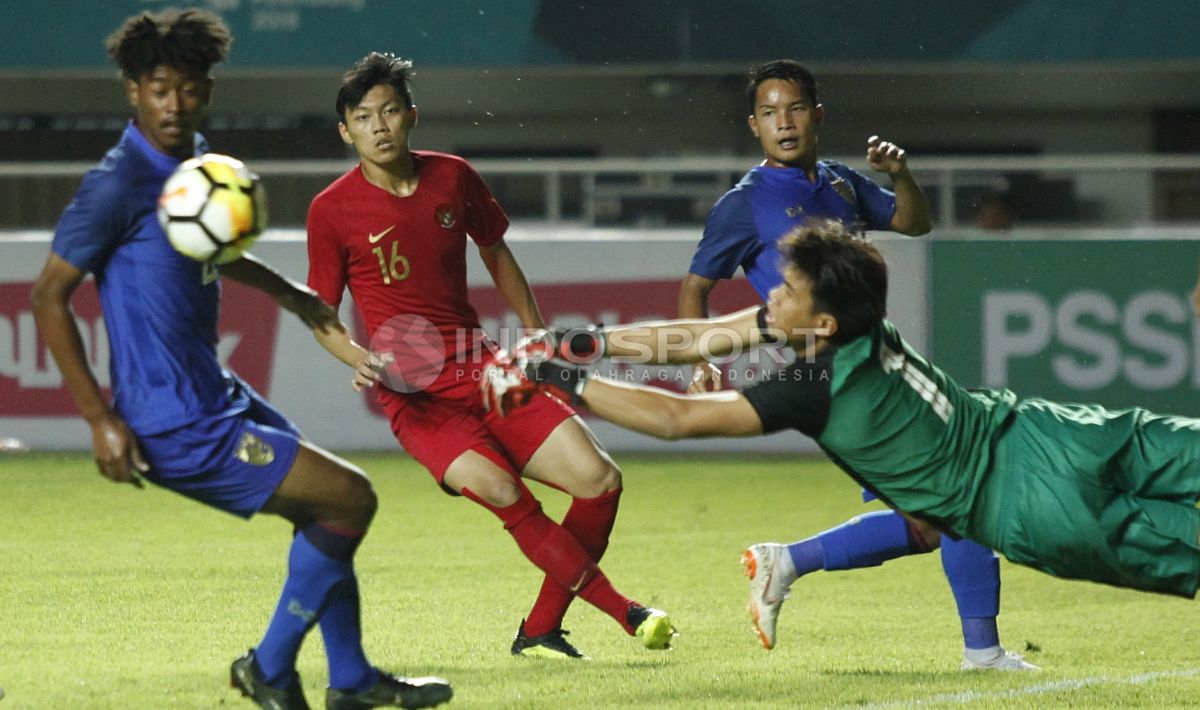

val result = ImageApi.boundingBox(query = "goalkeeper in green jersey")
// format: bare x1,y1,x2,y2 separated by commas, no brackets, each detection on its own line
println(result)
476,219,1200,602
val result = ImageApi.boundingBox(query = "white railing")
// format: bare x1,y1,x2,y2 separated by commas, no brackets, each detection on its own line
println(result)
2,154,1199,229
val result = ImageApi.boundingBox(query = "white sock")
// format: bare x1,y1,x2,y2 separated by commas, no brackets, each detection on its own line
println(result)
963,645,1003,663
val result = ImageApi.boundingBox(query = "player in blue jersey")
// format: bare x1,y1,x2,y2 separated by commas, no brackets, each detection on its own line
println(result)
678,62,928,309
676,60,1032,670
29,9,450,710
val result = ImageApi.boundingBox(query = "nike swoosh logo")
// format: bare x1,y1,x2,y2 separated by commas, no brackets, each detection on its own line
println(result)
368,225,397,243
568,570,588,594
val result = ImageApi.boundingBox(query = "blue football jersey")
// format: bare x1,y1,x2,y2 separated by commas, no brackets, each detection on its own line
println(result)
52,121,250,435
689,160,896,298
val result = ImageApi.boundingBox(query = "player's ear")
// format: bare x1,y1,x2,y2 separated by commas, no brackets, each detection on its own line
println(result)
814,312,837,340
125,79,140,109
200,77,215,106
410,106,419,128
337,121,353,145
813,103,825,127
747,113,759,138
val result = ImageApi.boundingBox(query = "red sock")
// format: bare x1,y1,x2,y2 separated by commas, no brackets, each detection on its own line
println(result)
462,484,634,632
524,488,622,636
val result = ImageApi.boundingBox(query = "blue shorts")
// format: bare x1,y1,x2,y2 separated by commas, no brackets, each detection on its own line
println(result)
138,382,302,519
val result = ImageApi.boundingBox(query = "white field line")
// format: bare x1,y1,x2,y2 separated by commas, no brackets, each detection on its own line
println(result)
850,668,1200,708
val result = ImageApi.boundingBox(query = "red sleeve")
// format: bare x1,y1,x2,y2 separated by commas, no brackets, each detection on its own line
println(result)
305,197,348,308
461,161,509,248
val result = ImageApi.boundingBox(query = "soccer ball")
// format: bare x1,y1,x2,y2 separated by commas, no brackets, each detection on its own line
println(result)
157,153,267,264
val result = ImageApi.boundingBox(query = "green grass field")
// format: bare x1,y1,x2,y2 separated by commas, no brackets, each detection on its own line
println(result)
3,451,1200,709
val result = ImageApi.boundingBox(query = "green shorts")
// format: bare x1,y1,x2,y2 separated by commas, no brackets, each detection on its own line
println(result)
976,399,1200,597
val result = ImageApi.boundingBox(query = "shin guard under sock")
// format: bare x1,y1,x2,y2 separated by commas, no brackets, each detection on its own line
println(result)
525,488,622,636
463,484,635,632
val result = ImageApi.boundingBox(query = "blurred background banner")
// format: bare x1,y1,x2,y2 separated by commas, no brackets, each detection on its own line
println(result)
2,1,1199,448
13,233,1200,447
4,0,557,69
932,240,1200,413
5,0,1199,68
4,2,1199,222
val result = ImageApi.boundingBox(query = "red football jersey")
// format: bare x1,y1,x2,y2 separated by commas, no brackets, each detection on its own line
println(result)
307,151,509,364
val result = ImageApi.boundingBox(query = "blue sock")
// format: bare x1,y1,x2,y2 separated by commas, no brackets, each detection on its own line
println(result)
800,510,928,573
940,536,1001,649
256,523,371,689
786,537,826,577
319,576,377,692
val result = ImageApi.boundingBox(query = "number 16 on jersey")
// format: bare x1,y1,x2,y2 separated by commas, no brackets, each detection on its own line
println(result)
373,242,410,284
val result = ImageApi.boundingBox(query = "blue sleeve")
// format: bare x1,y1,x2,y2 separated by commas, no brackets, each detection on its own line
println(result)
688,188,759,280
835,163,896,232
52,168,130,274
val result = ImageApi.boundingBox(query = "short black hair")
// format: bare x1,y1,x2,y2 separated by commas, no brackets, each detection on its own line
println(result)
337,52,415,118
779,219,888,345
105,8,231,81
747,60,818,114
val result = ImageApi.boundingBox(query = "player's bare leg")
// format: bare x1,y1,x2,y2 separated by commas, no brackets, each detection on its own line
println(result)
445,448,673,655
261,443,377,528
522,415,622,499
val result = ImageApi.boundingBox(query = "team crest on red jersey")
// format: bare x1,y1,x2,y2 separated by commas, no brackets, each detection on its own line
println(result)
434,204,457,229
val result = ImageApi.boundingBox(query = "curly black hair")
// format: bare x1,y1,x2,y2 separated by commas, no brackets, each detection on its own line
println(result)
105,8,232,80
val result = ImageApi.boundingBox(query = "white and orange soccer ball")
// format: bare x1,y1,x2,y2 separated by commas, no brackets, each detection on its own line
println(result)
157,153,266,264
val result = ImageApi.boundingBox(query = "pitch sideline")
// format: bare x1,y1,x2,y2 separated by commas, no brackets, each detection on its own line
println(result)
851,667,1200,708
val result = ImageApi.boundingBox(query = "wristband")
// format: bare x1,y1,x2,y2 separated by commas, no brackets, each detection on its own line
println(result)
554,325,605,363
530,359,588,404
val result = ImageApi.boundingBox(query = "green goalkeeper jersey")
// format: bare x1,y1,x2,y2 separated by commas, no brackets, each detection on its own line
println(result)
743,319,1015,537
745,319,1200,596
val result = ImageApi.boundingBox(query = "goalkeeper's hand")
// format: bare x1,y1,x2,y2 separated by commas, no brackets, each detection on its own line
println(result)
517,325,606,364
481,345,588,416
481,358,539,417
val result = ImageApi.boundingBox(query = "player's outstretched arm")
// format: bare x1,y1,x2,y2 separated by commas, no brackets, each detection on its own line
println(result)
311,326,390,393
219,254,341,333
31,254,147,486
524,306,776,366
221,255,381,390
866,135,933,236
485,354,764,439
602,305,777,364
581,377,765,440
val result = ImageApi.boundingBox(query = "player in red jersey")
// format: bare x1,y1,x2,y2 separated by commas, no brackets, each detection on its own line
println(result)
306,52,674,659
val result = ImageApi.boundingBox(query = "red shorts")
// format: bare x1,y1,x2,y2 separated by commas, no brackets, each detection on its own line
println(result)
377,358,574,491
